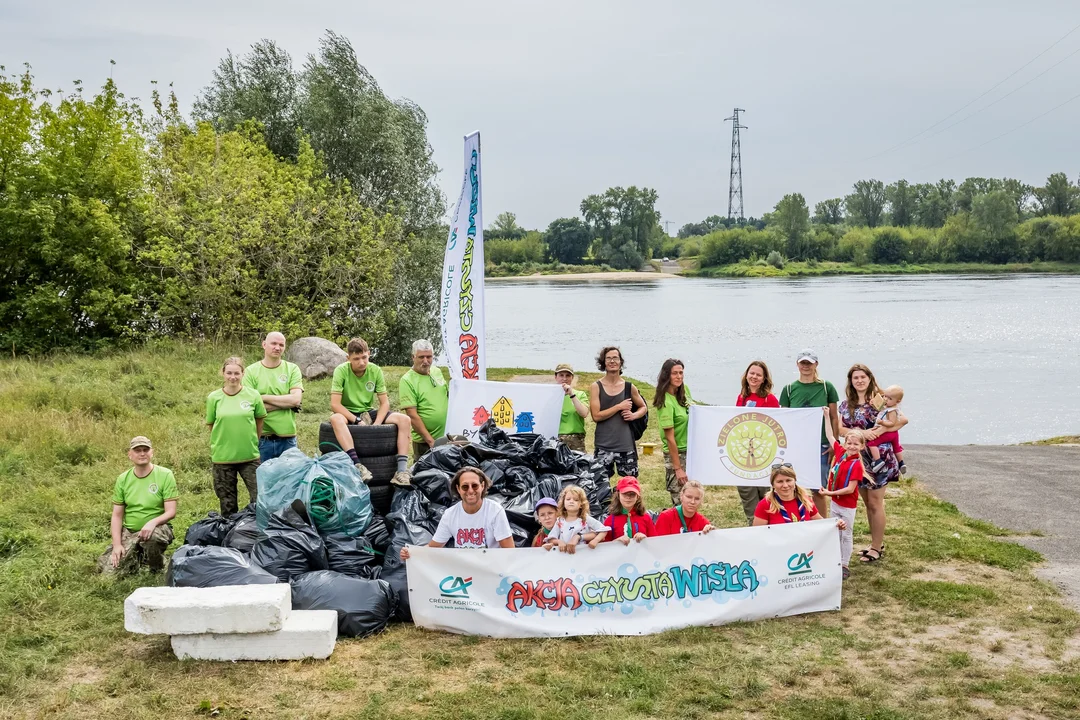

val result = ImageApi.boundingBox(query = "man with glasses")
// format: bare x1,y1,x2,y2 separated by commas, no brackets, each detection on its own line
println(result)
398,339,449,461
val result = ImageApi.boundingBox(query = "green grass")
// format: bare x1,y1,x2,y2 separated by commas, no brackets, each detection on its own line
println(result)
1025,435,1080,445
1,342,1078,719
684,260,1080,278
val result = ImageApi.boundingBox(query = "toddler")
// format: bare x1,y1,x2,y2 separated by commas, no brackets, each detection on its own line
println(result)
544,485,608,553
868,385,907,475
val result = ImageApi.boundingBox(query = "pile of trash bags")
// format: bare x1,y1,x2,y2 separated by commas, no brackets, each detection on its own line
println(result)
255,449,373,538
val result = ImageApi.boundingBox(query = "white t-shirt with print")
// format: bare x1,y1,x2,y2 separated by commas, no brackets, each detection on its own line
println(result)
432,498,513,549
546,515,608,544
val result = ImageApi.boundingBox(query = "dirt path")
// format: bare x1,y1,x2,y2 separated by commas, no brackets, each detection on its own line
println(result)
910,443,1080,607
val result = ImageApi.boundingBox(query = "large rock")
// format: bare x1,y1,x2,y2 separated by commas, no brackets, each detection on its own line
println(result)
286,337,348,380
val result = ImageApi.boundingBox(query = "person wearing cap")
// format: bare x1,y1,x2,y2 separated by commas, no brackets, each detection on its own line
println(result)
601,476,655,543
779,349,840,518
243,332,304,462
531,496,559,547
555,363,589,453
399,339,449,461
96,436,178,575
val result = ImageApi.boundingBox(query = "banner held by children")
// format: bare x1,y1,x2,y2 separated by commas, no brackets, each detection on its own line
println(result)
446,379,565,440
686,406,824,489
440,131,486,382
407,521,841,638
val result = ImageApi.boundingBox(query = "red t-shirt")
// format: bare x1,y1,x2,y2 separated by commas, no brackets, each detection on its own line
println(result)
827,441,862,509
531,527,552,547
754,496,820,525
654,507,711,536
602,512,655,541
736,393,780,408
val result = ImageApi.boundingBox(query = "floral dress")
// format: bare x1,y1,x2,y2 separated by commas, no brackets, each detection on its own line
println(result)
838,399,899,488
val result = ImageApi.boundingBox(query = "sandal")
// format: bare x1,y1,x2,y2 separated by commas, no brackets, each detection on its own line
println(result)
860,548,883,563
859,542,885,558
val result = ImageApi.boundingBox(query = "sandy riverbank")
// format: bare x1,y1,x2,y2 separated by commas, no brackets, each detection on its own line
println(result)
487,271,680,282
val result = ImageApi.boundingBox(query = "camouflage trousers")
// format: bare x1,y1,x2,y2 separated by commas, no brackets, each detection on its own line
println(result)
664,450,687,506
212,460,260,516
97,524,175,575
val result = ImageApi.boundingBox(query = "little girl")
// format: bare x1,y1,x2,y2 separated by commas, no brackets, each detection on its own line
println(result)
602,476,655,544
823,419,864,580
544,485,608,553
654,480,717,535
868,385,907,475
531,497,559,548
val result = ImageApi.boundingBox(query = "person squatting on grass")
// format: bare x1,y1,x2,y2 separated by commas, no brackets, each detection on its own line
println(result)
654,480,717,536
602,476,655,544
654,358,693,506
243,332,304,463
531,496,559,547
555,363,590,453
206,356,266,516
398,339,449,462
97,436,177,574
735,359,780,524
823,414,864,580
329,337,414,487
399,467,515,560
542,485,608,553
779,349,840,519
590,346,648,482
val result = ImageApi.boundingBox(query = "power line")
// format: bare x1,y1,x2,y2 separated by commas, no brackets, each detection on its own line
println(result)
865,19,1080,160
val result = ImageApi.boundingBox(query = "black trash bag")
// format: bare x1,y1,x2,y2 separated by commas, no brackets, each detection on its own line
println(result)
183,511,232,547
249,502,329,582
290,570,397,638
380,559,412,622
503,476,562,522
528,436,579,474
476,419,513,447
411,468,454,506
485,493,541,548
478,459,511,493
364,514,392,554
223,505,260,553
324,532,382,579
386,487,444,558
166,545,278,588
498,465,537,497
413,444,467,474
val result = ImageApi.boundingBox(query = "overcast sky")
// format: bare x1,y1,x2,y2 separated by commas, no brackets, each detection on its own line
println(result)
3,1,1079,230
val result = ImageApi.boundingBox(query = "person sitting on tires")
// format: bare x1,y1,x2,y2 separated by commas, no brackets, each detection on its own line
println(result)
330,337,414,487
398,339,449,461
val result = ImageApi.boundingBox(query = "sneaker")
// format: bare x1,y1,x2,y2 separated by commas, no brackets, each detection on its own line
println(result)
898,462,908,476
391,470,412,487
842,566,850,581
354,463,373,483
870,459,886,473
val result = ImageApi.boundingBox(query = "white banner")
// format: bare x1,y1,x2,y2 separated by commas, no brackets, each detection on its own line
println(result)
446,379,564,440
440,132,486,382
686,406,824,489
407,521,842,638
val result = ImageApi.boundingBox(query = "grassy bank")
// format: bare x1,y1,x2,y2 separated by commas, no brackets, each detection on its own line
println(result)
1025,435,1080,446
485,262,616,278
1,343,1078,719
683,260,1080,278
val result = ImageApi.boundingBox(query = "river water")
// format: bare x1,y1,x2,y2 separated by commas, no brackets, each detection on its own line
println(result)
484,274,1080,445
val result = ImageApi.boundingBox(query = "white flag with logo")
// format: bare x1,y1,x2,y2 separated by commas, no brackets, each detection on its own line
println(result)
446,379,564,440
440,132,486,382
686,406,825,489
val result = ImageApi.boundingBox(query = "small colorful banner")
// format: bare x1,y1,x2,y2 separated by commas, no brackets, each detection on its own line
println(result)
686,406,825,489
406,521,842,638
446,379,565,440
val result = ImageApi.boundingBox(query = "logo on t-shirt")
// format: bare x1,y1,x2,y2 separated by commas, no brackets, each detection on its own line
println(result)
148,483,159,495
278,373,288,383
239,400,252,411
456,527,487,547
365,381,375,392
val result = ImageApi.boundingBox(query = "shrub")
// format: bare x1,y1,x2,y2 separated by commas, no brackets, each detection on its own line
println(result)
870,228,910,264
766,250,785,269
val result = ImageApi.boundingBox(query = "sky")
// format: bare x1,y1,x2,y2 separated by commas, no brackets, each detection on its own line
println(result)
3,0,1080,231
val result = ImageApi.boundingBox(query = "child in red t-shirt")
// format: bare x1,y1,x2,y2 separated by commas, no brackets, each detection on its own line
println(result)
753,466,849,540
654,480,717,536
822,421,864,579
602,477,655,544
531,497,559,548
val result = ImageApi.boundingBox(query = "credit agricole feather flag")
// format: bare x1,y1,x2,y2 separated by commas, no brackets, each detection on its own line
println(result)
441,132,486,382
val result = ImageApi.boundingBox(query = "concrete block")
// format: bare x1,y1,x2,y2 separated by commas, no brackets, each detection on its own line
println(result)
125,584,291,635
171,610,338,661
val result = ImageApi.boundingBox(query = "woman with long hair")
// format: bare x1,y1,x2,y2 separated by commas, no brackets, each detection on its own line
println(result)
589,346,648,483
752,465,848,533
778,349,840,518
734,360,779,522
654,358,693,505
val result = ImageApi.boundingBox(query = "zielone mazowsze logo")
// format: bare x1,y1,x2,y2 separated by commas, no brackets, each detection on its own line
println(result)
787,551,813,576
439,575,473,598
717,412,788,481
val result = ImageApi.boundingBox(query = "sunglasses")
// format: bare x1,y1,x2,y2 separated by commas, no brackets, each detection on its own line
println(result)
771,462,793,469
458,483,484,491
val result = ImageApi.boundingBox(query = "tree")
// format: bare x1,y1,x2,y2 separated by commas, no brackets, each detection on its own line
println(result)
487,211,525,240
955,177,1002,213
1034,172,1078,217
677,214,727,237
771,193,812,259
971,190,1019,262
812,198,844,225
580,186,661,269
844,179,887,227
544,217,592,264
913,180,955,228
886,180,916,227
1002,178,1033,218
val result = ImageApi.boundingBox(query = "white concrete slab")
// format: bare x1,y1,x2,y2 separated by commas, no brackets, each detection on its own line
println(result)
170,610,338,661
125,584,290,635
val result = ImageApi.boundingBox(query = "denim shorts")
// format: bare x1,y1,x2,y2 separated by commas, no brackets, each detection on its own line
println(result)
259,435,298,463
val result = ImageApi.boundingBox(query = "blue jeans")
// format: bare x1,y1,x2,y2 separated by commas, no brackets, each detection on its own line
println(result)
259,435,298,463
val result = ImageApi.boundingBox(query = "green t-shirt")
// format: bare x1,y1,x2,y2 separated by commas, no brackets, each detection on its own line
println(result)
331,362,387,414
112,465,178,531
559,390,589,435
398,367,449,443
658,387,693,454
242,360,303,437
779,379,839,443
206,387,267,463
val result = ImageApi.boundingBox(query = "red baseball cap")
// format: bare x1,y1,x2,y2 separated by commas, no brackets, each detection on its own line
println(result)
616,476,642,495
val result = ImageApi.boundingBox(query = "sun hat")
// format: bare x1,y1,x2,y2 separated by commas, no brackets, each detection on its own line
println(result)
616,476,642,495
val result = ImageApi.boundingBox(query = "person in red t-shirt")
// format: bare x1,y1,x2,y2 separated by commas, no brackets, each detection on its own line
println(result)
735,360,781,525
654,480,716,536
822,417,864,579
531,497,559,548
753,465,847,532
602,476,655,543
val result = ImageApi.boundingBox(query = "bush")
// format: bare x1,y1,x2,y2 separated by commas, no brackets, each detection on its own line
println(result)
870,228,910,264
835,228,872,265
681,237,702,257
766,250,785,269
700,228,778,267
486,232,546,265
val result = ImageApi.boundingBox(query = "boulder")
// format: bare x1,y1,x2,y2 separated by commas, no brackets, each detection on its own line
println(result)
286,337,348,380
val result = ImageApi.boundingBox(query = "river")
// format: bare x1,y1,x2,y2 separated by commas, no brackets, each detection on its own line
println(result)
484,274,1080,444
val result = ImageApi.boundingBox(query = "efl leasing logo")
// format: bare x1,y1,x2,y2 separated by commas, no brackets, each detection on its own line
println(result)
439,575,473,598
787,551,814,576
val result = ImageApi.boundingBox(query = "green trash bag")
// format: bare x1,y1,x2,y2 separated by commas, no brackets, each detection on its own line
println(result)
256,449,373,538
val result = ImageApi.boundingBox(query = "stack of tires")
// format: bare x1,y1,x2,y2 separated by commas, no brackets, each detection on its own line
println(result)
318,423,396,516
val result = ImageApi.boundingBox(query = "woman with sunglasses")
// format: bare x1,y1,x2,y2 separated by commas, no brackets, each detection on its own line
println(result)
399,467,515,559
752,464,847,532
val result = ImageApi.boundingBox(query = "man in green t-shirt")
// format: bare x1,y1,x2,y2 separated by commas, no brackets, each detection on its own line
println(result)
329,337,414,486
398,339,449,460
555,363,589,453
96,436,178,575
779,349,840,518
243,331,304,462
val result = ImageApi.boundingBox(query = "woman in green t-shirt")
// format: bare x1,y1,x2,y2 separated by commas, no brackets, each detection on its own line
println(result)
205,356,267,516
653,358,694,506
